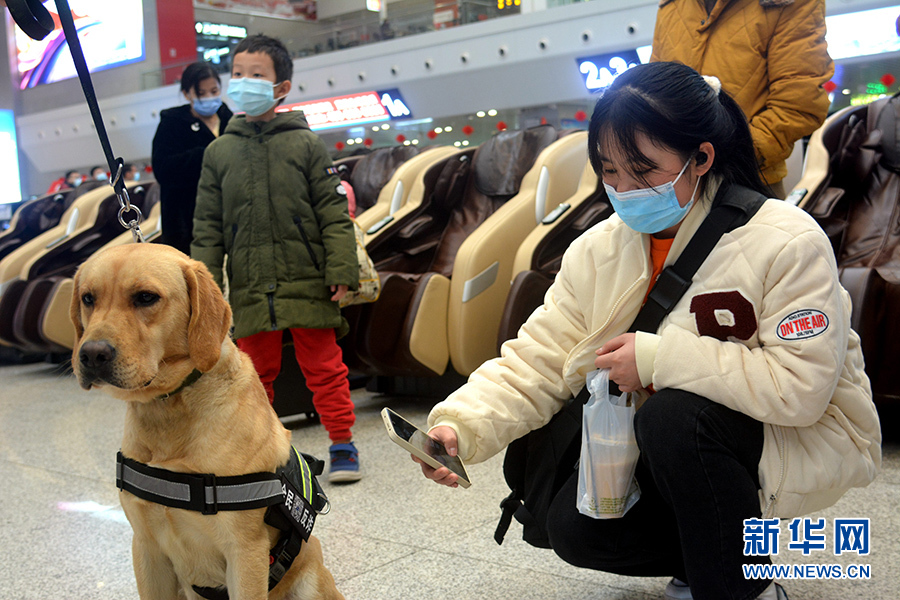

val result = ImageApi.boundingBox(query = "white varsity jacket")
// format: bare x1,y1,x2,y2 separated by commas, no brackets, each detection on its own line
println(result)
429,177,881,519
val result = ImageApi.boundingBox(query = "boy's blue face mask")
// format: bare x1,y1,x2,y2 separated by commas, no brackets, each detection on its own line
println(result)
227,78,284,117
192,96,222,117
603,157,701,234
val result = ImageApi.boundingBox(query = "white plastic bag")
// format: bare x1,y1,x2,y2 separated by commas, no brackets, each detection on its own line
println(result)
577,369,641,519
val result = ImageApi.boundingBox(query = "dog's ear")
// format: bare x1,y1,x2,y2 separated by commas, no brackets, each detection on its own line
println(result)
182,259,232,372
69,269,84,342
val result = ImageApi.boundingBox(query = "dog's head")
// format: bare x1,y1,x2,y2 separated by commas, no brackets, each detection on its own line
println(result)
70,244,232,401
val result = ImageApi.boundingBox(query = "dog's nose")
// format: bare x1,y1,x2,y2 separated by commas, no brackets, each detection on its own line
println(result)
79,341,116,370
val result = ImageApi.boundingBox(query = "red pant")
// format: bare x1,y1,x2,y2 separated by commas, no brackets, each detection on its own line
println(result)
236,328,355,442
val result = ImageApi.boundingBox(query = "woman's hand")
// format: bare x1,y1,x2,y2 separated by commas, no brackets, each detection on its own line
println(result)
594,333,642,393
330,284,349,302
414,426,461,488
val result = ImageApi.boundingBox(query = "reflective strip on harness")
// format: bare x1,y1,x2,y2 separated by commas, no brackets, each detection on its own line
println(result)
115,452,285,515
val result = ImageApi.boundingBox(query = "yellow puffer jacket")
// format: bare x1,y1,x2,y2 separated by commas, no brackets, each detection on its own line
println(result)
651,0,833,186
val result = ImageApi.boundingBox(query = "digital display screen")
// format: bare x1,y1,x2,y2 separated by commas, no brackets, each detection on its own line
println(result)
0,110,22,205
14,0,145,90
825,7,900,61
385,409,468,477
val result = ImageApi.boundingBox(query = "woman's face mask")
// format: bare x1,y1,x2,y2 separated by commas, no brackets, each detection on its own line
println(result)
226,78,284,117
603,157,701,234
192,95,223,117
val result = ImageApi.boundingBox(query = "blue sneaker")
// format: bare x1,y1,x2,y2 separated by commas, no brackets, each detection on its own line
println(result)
328,442,362,483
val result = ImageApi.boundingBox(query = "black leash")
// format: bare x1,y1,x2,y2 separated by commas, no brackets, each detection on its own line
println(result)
7,0,144,242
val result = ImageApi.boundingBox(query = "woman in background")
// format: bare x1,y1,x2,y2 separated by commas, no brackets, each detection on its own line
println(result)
151,61,233,255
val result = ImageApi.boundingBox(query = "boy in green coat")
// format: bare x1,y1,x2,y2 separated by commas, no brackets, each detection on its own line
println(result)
192,35,362,483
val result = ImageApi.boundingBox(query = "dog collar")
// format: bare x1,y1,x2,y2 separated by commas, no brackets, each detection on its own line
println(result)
153,369,204,401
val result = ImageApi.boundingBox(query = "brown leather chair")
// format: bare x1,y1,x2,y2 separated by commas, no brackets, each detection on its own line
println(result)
349,146,420,214
793,93,900,404
0,191,74,262
352,125,559,377
447,130,589,375
355,146,461,236
497,161,613,351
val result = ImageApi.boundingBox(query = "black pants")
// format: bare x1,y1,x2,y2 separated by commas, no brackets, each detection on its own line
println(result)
546,389,772,600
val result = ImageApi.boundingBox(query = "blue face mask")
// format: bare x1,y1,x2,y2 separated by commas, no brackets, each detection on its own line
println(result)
192,95,222,117
227,78,284,117
603,158,700,234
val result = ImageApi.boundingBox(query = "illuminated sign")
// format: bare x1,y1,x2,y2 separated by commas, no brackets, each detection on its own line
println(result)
195,22,248,39
278,89,412,130
576,47,650,92
367,0,382,11
0,110,22,205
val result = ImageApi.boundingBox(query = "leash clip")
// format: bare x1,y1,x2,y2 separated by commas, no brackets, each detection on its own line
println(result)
116,187,145,243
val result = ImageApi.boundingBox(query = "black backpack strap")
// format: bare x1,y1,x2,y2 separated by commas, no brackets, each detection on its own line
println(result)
630,184,767,334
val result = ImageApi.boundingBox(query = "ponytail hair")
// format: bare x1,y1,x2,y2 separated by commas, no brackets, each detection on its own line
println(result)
588,61,772,198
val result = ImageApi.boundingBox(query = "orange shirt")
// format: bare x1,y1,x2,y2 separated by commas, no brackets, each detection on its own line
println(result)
644,236,674,304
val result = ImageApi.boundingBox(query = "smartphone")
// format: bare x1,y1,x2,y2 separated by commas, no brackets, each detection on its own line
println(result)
381,407,471,488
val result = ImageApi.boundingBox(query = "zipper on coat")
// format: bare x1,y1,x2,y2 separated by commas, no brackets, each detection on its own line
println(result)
266,292,278,331
292,216,321,270
762,424,787,518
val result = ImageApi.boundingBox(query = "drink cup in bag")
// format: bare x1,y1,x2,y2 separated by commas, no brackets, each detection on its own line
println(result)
576,369,641,519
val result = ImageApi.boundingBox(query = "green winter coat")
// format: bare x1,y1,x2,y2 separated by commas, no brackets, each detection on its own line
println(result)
192,112,357,339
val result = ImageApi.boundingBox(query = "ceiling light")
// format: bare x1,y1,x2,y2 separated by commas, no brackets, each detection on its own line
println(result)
476,111,486,118
412,139,419,145
435,127,443,134
355,137,363,143
381,124,390,130
454,141,462,147
444,126,453,132
462,140,470,146
347,139,355,145
488,109,498,116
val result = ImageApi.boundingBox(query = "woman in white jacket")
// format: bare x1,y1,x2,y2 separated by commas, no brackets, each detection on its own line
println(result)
417,62,881,600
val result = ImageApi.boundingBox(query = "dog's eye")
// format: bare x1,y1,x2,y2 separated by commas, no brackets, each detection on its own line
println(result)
134,292,160,307
81,293,94,306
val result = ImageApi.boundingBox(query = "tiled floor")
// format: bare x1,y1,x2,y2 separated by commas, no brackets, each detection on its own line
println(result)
1,360,897,599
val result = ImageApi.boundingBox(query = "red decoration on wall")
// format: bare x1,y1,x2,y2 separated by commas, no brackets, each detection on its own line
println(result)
823,80,837,93
427,130,438,140
396,134,406,143
496,121,507,131
144,165,153,173
574,110,587,122
462,125,474,136
540,117,548,125
335,142,345,151
882,73,896,88
364,138,374,147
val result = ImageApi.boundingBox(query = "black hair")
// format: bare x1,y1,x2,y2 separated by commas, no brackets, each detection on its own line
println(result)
588,61,772,198
90,165,105,175
234,34,293,84
180,61,221,96
64,170,79,179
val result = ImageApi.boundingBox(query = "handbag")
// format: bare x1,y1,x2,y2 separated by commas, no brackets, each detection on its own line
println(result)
339,218,381,308
494,183,768,547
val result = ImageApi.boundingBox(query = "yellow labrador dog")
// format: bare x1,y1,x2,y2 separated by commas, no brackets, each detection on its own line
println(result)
70,243,343,600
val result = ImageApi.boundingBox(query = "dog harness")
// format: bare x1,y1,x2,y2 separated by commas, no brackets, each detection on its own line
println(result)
116,446,328,599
